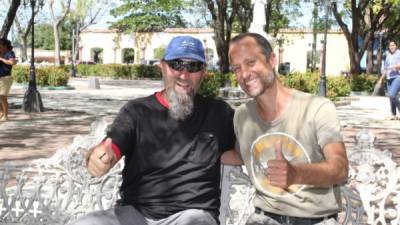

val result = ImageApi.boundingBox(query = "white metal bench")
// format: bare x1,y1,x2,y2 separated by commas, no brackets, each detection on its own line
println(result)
1,120,396,225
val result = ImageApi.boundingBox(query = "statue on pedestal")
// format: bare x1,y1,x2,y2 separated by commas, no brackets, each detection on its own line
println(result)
249,0,272,43
249,0,267,31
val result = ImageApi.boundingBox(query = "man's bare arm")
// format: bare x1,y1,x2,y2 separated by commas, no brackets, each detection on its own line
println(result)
221,149,243,166
267,142,348,188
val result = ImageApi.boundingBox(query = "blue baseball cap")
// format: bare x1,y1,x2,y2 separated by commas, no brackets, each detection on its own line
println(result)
163,36,206,63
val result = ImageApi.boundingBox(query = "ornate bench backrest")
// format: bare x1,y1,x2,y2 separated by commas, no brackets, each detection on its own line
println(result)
0,119,123,224
4,120,395,225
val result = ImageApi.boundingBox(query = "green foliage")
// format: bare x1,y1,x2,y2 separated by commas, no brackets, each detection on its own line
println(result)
33,24,54,50
76,64,162,79
383,3,400,42
47,67,70,86
122,48,135,63
267,0,302,34
11,65,69,86
11,66,30,83
198,72,227,98
280,71,319,94
153,46,166,59
227,72,238,87
326,76,351,101
92,48,104,64
33,23,72,50
280,71,351,101
110,0,187,32
134,65,162,79
350,74,379,93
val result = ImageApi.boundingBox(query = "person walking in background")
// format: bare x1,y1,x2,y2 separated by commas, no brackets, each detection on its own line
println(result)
0,38,17,121
379,40,400,120
228,33,348,225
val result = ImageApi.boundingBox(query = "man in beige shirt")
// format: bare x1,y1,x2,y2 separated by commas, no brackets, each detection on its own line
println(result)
228,33,348,225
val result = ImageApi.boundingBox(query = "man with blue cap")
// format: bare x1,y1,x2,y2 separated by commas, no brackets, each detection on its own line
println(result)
69,36,239,225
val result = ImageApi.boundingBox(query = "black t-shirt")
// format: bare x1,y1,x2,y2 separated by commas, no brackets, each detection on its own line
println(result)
107,94,235,221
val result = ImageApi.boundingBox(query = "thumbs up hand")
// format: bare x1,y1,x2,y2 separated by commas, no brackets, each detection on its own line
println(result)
87,138,117,177
266,140,296,189
274,140,285,160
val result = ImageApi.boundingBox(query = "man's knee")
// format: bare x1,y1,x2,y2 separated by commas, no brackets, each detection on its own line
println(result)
68,212,109,225
67,206,145,225
245,212,281,225
176,209,217,225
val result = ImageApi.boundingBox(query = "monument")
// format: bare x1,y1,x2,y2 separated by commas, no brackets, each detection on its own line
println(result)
249,0,274,45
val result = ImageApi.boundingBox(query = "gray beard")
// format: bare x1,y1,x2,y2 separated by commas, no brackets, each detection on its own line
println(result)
167,89,194,121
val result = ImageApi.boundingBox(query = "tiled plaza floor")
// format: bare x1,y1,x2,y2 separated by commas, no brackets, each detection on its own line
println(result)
1,78,399,168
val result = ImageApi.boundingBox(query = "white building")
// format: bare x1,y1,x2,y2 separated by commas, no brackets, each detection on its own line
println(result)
79,28,351,76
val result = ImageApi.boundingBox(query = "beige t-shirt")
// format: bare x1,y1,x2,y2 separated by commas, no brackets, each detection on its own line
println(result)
234,90,343,218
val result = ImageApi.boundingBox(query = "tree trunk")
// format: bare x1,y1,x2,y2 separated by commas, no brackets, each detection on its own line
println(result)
236,0,251,33
332,1,393,76
214,17,230,74
332,2,361,76
215,38,230,73
264,1,272,33
20,37,28,62
366,39,374,74
0,0,21,38
348,47,361,76
74,24,81,63
204,0,234,74
53,24,61,66
49,0,72,67
311,1,318,72
376,35,384,76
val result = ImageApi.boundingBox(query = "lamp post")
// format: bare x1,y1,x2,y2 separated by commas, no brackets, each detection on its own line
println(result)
70,27,76,77
318,0,330,97
22,0,45,112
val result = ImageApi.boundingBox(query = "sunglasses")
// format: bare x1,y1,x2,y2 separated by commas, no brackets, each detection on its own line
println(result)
165,60,205,73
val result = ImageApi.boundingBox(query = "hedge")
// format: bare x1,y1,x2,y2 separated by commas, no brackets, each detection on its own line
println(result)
11,64,377,101
198,71,228,98
280,72,352,101
12,65,69,86
350,74,379,93
75,64,162,79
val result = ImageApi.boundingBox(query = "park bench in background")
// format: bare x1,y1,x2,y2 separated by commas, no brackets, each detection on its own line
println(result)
0,120,398,225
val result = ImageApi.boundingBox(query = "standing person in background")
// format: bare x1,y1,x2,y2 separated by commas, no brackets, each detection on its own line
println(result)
228,33,348,225
379,40,400,120
0,38,17,121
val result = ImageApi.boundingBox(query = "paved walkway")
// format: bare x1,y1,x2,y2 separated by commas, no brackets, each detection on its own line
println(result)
0,77,399,168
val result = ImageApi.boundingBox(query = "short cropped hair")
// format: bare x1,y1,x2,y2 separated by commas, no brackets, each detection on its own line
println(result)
230,33,273,59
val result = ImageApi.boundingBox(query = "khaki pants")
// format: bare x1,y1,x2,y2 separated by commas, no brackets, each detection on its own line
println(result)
0,76,13,96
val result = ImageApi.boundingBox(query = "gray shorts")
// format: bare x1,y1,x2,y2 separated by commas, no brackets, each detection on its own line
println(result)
68,205,218,225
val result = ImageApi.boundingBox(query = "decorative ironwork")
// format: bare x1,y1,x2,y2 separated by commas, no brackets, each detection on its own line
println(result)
220,129,400,225
0,118,123,224
2,119,396,225
346,129,400,225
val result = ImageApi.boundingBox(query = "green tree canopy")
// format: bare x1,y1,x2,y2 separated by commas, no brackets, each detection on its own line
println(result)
265,0,302,36
332,0,400,75
110,0,187,32
32,23,72,50
153,45,166,59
